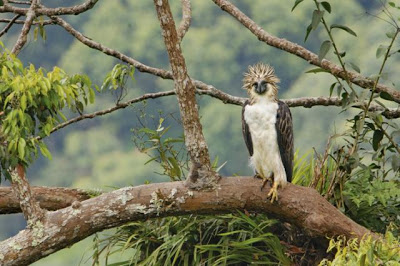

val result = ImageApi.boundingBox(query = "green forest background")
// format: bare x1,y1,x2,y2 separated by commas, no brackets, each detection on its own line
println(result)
1,0,397,264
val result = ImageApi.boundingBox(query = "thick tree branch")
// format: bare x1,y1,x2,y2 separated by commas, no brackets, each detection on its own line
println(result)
154,0,217,188
211,0,400,104
0,177,376,265
0,186,92,214
9,165,44,227
177,0,192,41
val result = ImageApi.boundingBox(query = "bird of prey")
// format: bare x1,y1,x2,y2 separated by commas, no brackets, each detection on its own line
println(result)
241,63,294,202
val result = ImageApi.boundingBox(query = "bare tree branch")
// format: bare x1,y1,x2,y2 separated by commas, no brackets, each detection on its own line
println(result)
9,165,44,227
0,0,99,16
0,186,93,214
177,0,192,41
0,18,53,25
0,14,21,37
8,0,30,4
11,0,37,55
0,177,377,265
43,93,399,143
211,0,400,104
44,90,176,138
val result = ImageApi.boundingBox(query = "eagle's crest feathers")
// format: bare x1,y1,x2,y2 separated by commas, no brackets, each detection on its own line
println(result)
242,63,280,102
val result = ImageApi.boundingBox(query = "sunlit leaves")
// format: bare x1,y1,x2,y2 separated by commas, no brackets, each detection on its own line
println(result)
0,43,96,177
101,64,134,91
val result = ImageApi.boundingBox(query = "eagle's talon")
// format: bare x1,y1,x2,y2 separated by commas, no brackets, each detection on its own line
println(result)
267,182,279,203
260,173,273,191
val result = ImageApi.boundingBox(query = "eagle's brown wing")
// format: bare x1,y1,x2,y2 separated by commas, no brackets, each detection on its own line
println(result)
276,100,294,182
242,100,253,156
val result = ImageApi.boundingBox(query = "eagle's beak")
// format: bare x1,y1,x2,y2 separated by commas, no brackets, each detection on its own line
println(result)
255,81,267,94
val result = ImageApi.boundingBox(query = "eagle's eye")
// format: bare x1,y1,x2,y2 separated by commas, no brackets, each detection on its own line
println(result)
252,83,257,89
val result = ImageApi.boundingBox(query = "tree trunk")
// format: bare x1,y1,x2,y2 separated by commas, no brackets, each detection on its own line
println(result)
153,0,219,189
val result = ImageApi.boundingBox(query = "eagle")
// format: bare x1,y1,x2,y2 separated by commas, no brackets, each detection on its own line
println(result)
241,63,294,202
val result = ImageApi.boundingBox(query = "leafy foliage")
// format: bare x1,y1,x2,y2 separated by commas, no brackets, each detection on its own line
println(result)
91,213,290,266
320,228,400,265
0,43,94,179
132,111,188,181
343,174,400,233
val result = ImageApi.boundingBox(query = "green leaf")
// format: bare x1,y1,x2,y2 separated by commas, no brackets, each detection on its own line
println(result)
380,91,394,101
18,138,26,160
168,157,181,178
20,94,27,111
388,1,395,7
318,40,331,62
392,155,400,172
39,142,52,160
348,62,360,73
88,88,95,104
33,27,39,41
305,67,329,74
329,82,337,97
330,24,357,37
304,24,313,42
386,29,396,38
311,10,324,30
321,2,331,13
139,128,157,135
372,130,384,151
376,45,388,58
291,0,304,12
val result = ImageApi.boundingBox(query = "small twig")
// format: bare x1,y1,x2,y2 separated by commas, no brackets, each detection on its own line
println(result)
177,0,191,41
8,0,31,4
40,90,177,139
0,14,21,37
0,18,53,25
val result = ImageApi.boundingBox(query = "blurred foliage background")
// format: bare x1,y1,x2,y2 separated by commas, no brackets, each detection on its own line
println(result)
1,0,399,264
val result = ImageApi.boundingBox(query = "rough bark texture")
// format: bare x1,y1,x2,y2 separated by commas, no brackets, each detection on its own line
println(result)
154,0,218,188
0,177,375,265
0,186,92,214
10,165,44,227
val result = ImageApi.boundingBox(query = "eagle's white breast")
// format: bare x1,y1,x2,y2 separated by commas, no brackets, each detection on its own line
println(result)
244,99,287,184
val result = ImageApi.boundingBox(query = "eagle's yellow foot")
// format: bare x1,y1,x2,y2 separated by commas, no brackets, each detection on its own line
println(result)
267,181,279,203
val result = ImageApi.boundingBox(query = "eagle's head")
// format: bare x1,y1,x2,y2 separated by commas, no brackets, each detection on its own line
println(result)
243,63,280,103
